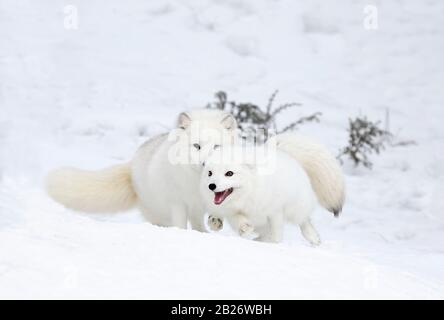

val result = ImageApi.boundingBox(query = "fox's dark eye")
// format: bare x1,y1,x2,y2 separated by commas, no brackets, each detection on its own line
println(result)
214,144,220,150
208,171,212,177
225,171,234,177
193,143,201,150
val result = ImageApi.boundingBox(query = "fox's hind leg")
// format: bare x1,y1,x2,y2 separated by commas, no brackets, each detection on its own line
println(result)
267,214,284,243
139,204,170,227
300,219,321,246
171,205,188,229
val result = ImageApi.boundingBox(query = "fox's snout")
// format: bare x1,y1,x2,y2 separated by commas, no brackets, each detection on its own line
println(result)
208,183,216,191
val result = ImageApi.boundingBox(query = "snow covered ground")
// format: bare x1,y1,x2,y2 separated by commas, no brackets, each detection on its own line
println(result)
1,0,444,299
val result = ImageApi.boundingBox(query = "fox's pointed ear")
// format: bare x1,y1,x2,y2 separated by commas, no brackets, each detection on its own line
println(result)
177,112,192,130
220,113,237,131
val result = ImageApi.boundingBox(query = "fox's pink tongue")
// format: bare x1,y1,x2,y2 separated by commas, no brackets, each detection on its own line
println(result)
214,191,226,205
213,188,233,205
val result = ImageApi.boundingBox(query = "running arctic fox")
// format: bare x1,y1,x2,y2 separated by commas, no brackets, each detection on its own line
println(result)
202,134,345,245
46,109,237,231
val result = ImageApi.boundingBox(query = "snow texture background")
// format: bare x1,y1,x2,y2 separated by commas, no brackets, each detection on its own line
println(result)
0,0,444,299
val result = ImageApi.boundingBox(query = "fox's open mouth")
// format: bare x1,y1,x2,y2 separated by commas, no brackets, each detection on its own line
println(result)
213,188,233,205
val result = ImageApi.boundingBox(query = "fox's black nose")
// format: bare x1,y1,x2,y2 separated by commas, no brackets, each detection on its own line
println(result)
208,183,216,191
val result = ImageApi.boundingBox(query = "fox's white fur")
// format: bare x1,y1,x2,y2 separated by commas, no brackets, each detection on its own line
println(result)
274,133,345,216
46,108,345,238
46,109,237,231
201,145,322,245
46,163,137,213
131,113,236,230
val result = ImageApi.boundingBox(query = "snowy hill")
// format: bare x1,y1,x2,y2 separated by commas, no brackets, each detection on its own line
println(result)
1,0,444,299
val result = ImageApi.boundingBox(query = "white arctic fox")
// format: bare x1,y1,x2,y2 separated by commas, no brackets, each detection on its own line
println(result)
202,134,345,245
46,109,237,231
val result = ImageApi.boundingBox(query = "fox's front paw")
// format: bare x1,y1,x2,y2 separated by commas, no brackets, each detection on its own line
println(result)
208,216,223,231
238,222,254,238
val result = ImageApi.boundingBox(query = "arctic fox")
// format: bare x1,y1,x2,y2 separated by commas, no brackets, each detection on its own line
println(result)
202,135,345,245
46,109,237,231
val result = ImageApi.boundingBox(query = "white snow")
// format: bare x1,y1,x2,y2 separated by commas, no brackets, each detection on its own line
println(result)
1,0,444,299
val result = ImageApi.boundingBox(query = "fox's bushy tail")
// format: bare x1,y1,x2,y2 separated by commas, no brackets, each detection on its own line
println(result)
46,163,137,213
274,133,345,216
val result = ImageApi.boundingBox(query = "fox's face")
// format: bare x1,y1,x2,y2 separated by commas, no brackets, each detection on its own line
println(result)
168,111,238,169
186,126,233,168
200,152,255,209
